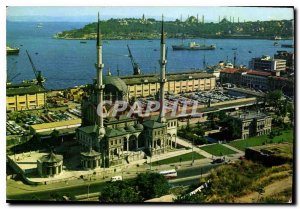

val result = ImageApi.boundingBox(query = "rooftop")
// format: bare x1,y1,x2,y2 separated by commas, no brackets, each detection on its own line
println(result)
230,111,270,120
143,119,166,129
246,70,272,77
121,70,214,85
7,83,45,96
220,68,247,74
81,148,100,157
38,151,63,163
31,119,81,131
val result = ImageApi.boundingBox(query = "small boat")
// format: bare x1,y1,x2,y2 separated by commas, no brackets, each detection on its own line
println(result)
220,48,223,50
36,23,43,28
232,48,237,50
80,41,87,44
6,46,20,55
272,36,282,40
274,42,279,46
172,42,216,51
281,44,294,48
153,49,158,51
248,51,252,53
35,52,39,55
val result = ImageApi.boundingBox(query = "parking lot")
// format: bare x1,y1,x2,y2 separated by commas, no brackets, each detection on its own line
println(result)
6,108,81,136
6,121,26,136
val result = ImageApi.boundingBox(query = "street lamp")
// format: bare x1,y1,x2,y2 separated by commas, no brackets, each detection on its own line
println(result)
87,183,90,200
191,137,194,165
149,144,152,171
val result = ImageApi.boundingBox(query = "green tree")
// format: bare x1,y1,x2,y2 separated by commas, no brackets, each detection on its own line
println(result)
266,90,283,113
99,181,141,203
135,172,170,200
50,129,61,145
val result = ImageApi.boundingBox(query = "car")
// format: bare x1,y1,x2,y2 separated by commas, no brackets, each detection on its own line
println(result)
211,158,225,164
239,156,246,160
110,176,122,182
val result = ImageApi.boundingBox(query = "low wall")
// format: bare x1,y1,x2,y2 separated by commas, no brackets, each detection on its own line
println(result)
245,148,292,166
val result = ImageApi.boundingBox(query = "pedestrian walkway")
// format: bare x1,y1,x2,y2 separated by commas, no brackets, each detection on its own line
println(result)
176,136,212,158
222,143,244,154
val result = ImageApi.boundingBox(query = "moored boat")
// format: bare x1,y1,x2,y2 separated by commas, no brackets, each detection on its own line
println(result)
172,42,216,51
6,46,20,55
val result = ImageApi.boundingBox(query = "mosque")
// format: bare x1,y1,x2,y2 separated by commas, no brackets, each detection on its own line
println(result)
76,14,178,169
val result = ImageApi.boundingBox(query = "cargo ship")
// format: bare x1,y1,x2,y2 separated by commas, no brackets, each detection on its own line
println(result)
172,42,216,51
6,46,20,55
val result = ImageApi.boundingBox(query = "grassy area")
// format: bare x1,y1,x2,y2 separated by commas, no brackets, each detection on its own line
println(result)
200,144,237,156
229,129,294,151
153,152,205,165
174,160,293,203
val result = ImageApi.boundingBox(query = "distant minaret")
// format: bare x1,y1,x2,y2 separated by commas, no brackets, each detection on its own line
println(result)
117,65,120,76
238,17,240,23
158,15,167,124
233,52,237,68
197,14,199,23
96,13,106,139
233,17,235,23
219,16,221,23
107,67,112,76
202,15,204,24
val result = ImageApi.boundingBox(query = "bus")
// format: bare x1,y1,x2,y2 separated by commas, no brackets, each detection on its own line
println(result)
158,169,177,179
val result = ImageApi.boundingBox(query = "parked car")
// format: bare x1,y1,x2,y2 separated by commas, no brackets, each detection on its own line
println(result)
211,158,225,164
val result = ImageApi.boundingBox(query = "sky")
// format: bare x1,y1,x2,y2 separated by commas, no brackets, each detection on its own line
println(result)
6,6,294,22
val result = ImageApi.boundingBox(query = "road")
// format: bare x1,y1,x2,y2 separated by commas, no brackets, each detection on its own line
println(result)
7,161,224,201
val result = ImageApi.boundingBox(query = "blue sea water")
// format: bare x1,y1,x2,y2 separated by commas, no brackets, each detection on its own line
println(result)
6,21,294,90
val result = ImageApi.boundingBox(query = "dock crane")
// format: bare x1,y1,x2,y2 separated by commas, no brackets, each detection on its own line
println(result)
26,50,45,88
7,61,21,83
127,45,141,75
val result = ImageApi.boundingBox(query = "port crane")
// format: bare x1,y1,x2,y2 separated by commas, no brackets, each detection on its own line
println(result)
7,61,21,83
26,50,45,88
127,45,141,75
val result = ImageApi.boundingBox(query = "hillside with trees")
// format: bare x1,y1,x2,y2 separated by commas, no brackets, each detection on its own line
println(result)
54,16,293,40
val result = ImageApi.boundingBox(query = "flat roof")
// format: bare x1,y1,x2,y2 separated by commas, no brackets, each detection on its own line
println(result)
31,119,81,131
230,111,270,120
121,71,214,85
7,83,45,96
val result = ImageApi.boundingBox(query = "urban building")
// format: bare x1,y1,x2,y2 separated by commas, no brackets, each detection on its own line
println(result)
240,70,272,90
76,15,178,168
37,151,63,177
274,51,294,68
122,71,216,98
230,111,272,139
248,55,286,76
6,83,46,112
220,68,293,93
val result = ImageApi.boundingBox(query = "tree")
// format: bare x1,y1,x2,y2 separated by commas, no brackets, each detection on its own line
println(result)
135,172,170,200
99,181,141,203
266,90,283,113
50,129,61,146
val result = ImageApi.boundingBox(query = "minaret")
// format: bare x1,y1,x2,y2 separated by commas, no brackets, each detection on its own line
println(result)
96,13,105,139
158,15,167,124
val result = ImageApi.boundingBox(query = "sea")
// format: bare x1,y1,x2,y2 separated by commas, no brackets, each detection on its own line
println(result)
6,21,294,90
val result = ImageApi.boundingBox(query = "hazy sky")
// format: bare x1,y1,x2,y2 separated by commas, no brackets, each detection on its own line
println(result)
6,6,294,22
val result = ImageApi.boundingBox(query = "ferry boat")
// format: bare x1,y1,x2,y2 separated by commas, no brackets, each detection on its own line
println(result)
172,42,216,51
6,46,20,55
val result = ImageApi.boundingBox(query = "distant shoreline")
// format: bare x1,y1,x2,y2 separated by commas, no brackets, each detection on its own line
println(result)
53,35,293,41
